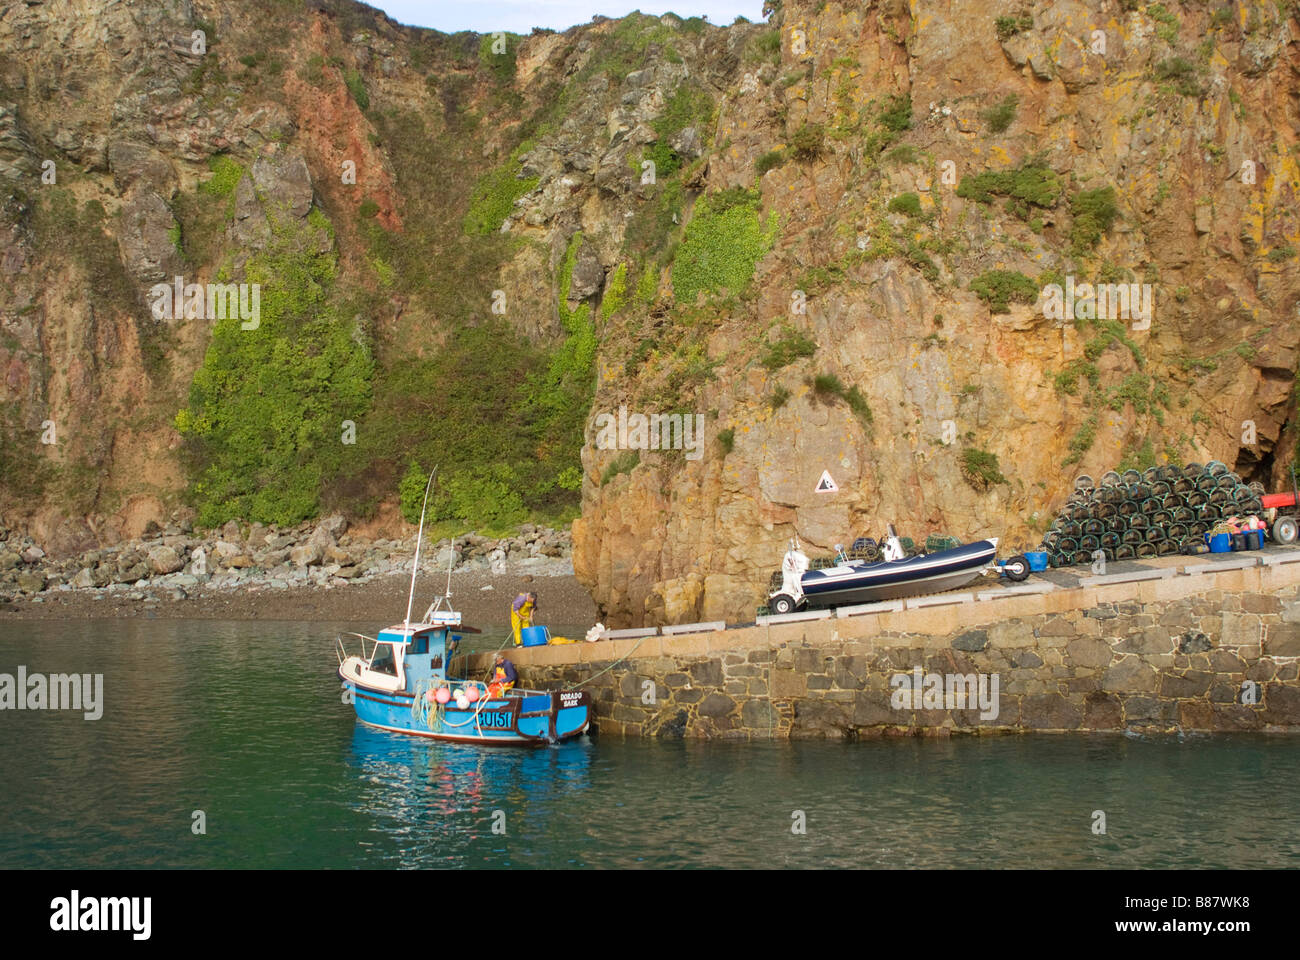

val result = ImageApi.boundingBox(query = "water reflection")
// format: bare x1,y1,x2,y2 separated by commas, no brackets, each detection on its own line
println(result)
344,726,596,867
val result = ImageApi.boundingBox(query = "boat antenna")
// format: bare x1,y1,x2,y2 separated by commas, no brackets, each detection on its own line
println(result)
443,523,454,602
404,466,438,632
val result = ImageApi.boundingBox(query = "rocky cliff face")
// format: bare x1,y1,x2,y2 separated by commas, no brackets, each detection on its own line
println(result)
0,0,1297,626
573,0,1300,625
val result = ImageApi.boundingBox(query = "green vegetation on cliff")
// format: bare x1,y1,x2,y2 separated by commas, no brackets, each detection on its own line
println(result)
175,209,373,527
970,269,1038,313
672,188,779,303
462,141,540,235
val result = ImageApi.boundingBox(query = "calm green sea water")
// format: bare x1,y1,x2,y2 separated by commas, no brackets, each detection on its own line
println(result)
1,619,1298,869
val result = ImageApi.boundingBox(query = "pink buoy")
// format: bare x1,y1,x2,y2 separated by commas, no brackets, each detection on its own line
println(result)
424,690,436,704
434,687,451,704
466,687,480,703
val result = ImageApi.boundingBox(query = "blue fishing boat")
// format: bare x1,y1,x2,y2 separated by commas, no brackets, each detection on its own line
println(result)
335,470,592,745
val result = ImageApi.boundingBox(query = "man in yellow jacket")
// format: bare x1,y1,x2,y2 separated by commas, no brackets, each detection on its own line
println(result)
510,592,537,646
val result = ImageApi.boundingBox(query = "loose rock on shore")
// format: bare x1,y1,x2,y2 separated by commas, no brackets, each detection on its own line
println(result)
0,514,583,622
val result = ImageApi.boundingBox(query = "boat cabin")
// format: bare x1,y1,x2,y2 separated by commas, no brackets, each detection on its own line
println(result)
356,623,464,694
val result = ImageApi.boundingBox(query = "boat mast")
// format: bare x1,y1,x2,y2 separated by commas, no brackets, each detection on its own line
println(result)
404,467,438,632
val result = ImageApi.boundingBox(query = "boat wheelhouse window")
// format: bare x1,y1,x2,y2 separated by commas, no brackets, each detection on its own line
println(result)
368,645,398,677
410,635,428,655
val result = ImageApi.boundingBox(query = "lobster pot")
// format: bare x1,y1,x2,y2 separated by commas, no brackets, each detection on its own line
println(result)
925,534,962,552
1038,458,1262,568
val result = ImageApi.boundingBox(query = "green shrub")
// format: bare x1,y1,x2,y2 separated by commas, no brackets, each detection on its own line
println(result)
756,148,787,175
200,155,244,198
478,32,519,83
1069,187,1120,254
878,94,912,133
1154,56,1202,96
653,83,714,144
960,448,1007,489
1063,414,1098,466
1117,439,1158,474
995,13,1034,39
845,385,873,425
982,94,1019,134
811,373,844,398
671,189,779,303
789,122,826,160
462,142,539,235
884,144,918,165
761,329,817,369
717,427,735,454
399,461,434,523
769,384,791,409
439,464,527,531
600,450,640,485
176,208,373,527
636,262,658,303
344,68,369,110
601,263,628,319
888,192,923,217
956,160,1063,218
807,373,872,426
969,270,1039,313
644,139,682,179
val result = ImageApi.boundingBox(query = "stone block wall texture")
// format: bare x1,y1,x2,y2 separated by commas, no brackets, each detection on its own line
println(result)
470,564,1300,740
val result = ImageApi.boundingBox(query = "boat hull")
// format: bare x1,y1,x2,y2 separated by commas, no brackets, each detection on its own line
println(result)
800,539,997,606
342,671,591,746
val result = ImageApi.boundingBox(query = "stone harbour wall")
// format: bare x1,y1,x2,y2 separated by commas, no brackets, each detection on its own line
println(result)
471,560,1300,739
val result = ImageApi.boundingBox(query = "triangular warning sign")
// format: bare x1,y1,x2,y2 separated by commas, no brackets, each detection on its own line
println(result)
815,470,838,493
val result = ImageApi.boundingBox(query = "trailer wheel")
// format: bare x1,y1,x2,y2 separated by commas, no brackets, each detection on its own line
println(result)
1273,516,1299,545
1002,555,1031,581
770,594,798,615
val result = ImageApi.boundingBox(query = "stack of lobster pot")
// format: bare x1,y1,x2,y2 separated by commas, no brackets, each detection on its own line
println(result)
1037,462,1265,568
